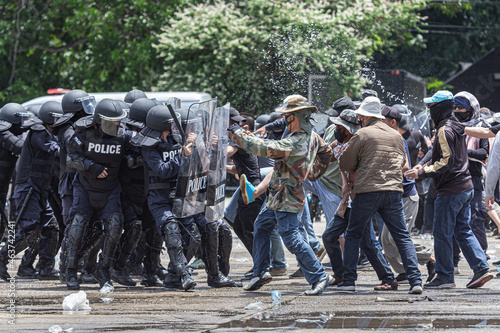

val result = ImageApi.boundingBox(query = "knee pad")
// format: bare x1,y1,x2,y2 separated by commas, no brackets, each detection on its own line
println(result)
163,222,182,251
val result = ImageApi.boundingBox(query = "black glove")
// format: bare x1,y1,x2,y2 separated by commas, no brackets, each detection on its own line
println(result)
227,124,242,134
89,162,106,177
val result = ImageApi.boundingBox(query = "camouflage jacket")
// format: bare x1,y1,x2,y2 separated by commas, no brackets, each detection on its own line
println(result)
232,128,332,213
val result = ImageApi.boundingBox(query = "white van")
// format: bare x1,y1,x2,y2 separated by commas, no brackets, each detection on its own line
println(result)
22,91,212,110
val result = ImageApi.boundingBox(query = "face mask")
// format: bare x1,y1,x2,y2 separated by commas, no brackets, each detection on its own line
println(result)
285,114,294,128
429,100,454,125
334,127,347,143
453,111,471,122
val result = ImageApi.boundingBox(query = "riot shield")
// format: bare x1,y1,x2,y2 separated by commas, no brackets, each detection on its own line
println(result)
173,98,217,218
414,109,431,139
205,103,230,222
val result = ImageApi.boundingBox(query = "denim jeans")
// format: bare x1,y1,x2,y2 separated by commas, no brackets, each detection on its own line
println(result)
433,189,489,281
343,191,422,287
470,176,488,252
322,208,394,282
298,202,320,251
303,180,342,229
252,205,326,285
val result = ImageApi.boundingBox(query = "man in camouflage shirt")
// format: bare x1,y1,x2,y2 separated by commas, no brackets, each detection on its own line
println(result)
228,95,333,295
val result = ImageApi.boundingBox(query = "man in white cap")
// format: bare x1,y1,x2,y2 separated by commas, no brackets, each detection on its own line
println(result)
337,96,423,294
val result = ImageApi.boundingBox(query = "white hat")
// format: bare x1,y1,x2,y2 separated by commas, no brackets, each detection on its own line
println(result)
353,96,384,119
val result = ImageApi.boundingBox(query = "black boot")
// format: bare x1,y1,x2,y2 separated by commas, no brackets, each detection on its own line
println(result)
207,271,238,288
111,267,136,286
181,272,196,291
38,267,60,280
95,261,112,288
66,268,80,290
1,226,41,281
17,239,39,279
163,271,182,289
80,269,98,284
218,221,233,277
141,273,163,287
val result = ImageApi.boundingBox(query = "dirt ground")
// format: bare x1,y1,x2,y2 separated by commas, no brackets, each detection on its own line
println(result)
2,216,500,332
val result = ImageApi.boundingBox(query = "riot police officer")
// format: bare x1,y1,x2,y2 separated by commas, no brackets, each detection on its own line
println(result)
0,103,26,251
124,89,147,105
65,98,130,290
131,105,197,291
111,97,163,287
52,89,97,283
0,102,61,281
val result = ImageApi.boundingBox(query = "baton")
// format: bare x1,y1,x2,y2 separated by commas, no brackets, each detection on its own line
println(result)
166,104,186,144
15,187,34,227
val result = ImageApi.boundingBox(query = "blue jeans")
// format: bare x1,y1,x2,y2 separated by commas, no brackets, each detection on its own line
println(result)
343,191,422,287
303,180,342,229
434,189,489,281
252,205,326,285
298,202,320,251
322,208,394,282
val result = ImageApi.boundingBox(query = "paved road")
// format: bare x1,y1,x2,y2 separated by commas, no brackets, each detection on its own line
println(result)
2,218,500,332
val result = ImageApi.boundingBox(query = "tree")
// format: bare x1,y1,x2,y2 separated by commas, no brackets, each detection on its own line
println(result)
0,0,190,105
156,0,425,114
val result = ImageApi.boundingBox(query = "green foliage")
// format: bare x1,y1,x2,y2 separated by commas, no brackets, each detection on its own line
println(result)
0,0,191,105
156,0,425,114
426,77,454,95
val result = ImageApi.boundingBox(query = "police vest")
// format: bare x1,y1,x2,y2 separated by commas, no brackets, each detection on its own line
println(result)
120,149,146,215
148,142,182,199
56,122,77,176
75,123,126,194
15,125,55,190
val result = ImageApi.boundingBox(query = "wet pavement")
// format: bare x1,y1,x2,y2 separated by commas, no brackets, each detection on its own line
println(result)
2,218,500,332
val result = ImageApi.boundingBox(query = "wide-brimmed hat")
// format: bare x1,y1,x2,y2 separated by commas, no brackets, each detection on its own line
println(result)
353,96,384,119
331,109,361,134
276,95,317,114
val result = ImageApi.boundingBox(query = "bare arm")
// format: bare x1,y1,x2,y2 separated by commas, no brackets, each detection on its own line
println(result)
465,126,495,139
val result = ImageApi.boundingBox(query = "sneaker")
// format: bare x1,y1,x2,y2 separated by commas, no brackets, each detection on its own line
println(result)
426,260,436,283
269,267,287,276
395,273,409,284
243,272,272,291
454,266,460,275
240,174,256,205
187,258,205,270
289,268,304,279
424,278,455,289
374,280,398,291
409,285,423,294
304,274,333,296
314,245,327,262
492,259,500,266
466,269,494,289
336,282,355,292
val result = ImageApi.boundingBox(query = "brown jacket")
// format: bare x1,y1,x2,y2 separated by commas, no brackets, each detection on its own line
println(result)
338,118,405,194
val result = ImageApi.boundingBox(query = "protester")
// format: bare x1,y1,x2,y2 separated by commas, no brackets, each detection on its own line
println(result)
337,96,423,294
406,90,493,289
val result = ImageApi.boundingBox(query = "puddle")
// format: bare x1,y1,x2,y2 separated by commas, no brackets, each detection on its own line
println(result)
220,311,500,330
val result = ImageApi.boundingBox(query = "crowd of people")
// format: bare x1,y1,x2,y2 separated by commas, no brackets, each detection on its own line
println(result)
0,86,498,296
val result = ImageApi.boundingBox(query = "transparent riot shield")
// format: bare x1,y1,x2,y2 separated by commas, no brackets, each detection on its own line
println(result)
173,98,217,218
205,103,230,222
415,109,431,139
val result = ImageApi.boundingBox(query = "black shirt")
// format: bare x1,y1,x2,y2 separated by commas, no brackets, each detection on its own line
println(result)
402,129,429,167
230,142,261,186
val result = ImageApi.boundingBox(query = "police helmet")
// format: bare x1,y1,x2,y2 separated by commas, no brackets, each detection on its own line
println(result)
255,114,270,130
124,89,147,104
146,105,180,132
127,98,159,128
392,104,410,116
94,99,127,136
0,103,28,124
61,89,95,114
39,101,63,125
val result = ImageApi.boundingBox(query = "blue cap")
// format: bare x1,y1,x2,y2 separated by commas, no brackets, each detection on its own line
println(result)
423,90,454,104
